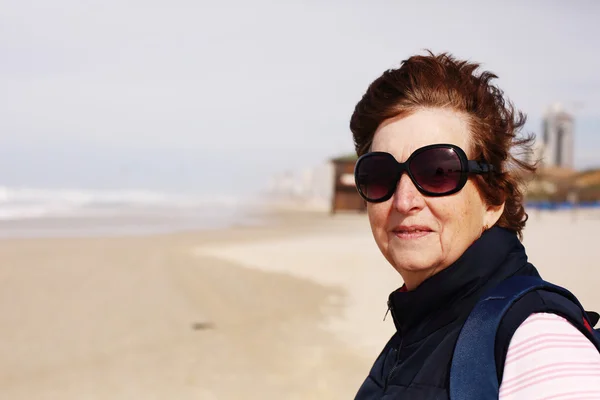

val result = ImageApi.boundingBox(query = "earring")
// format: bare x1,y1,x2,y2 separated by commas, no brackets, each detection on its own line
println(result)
481,225,489,235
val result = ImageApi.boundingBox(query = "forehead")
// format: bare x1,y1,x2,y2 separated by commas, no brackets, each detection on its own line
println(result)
371,108,472,160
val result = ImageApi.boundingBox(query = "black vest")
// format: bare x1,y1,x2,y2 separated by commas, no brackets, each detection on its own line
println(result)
354,227,540,399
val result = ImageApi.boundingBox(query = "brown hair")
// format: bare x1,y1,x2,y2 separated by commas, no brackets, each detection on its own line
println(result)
350,51,536,238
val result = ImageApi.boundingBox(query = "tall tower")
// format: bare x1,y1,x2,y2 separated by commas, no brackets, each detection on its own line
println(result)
541,103,575,168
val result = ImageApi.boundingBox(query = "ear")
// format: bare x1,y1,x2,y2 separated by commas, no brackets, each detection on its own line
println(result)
484,201,505,228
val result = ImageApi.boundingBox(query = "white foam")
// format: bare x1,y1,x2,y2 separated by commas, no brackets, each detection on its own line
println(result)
0,186,243,221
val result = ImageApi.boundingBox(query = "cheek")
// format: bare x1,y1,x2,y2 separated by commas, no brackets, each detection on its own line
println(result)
435,184,485,234
431,186,483,230
367,204,389,239
462,183,487,224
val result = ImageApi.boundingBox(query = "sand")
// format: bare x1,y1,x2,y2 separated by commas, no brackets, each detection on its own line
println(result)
1,208,599,399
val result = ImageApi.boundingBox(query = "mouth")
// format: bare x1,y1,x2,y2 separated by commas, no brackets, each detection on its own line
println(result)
392,226,433,239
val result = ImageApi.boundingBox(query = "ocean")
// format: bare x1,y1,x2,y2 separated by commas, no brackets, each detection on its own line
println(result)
0,186,267,238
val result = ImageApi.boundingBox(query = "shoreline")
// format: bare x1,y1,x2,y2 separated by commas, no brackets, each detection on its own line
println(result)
0,200,335,240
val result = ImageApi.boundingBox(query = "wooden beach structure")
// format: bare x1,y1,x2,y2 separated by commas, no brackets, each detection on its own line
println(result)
330,153,366,214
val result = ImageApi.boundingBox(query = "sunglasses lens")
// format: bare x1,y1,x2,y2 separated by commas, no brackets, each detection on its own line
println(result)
410,147,462,194
356,154,397,201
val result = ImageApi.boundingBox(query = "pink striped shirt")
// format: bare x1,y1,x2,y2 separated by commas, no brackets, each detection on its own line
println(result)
499,313,600,399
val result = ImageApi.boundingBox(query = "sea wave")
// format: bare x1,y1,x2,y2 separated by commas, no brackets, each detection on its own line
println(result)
0,186,242,220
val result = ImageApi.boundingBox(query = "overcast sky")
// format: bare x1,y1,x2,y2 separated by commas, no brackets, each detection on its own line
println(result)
1,0,599,195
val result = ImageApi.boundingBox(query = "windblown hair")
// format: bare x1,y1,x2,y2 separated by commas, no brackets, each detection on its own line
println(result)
350,51,537,238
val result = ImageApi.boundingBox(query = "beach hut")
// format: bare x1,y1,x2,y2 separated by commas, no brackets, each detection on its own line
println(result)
572,168,600,203
524,166,600,208
330,153,366,214
524,166,577,202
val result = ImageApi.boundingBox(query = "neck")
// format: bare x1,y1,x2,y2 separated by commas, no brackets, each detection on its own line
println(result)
401,267,442,291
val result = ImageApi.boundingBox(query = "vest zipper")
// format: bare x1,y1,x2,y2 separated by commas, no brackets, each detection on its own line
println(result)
384,336,403,390
384,300,403,389
383,304,391,321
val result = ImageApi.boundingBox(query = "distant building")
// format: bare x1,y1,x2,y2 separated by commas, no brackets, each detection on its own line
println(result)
541,103,575,168
264,162,334,211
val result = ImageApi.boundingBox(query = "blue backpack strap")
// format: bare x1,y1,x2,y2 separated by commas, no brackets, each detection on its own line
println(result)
449,275,598,400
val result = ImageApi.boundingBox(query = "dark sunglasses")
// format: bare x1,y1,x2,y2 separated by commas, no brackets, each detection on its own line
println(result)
354,143,494,202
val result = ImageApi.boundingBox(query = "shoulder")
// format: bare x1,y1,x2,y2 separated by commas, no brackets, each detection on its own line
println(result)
499,312,600,399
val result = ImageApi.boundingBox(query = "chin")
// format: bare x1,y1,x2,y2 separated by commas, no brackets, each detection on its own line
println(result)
391,250,439,274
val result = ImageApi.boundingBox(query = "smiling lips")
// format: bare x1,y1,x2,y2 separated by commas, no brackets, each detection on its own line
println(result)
392,225,433,239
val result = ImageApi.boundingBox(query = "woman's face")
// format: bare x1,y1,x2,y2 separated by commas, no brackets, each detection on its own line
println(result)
367,108,504,290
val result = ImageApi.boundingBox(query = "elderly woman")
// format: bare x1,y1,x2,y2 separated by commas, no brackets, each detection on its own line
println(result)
350,52,600,399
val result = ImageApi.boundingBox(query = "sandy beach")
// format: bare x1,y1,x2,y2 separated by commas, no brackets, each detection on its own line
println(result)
1,208,599,399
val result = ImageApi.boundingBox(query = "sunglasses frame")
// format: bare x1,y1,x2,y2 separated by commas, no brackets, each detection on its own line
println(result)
354,143,495,203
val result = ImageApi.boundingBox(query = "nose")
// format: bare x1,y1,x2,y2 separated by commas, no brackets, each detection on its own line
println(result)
391,173,426,214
